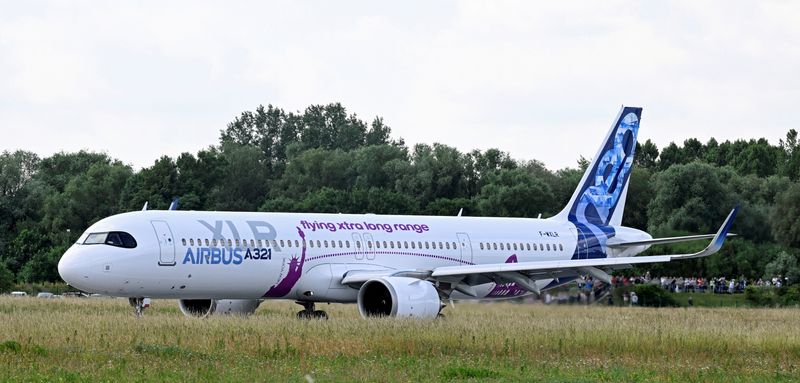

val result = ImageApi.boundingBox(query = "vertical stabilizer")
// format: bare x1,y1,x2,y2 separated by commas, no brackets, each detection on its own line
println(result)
554,106,642,227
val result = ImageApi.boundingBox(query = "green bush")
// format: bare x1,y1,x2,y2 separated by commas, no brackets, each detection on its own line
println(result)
745,285,800,307
612,284,679,307
745,286,777,307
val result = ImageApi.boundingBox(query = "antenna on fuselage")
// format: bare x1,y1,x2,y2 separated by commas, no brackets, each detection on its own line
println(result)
141,201,148,211
168,197,180,211
457,208,463,217
537,213,542,219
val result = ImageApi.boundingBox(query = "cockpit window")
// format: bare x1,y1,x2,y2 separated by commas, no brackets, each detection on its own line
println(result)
84,233,107,244
83,232,137,249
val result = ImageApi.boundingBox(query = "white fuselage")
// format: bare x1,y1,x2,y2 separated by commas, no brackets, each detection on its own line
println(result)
57,210,650,302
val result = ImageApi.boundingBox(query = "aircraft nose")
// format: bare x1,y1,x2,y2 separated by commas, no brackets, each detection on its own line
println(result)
58,245,82,287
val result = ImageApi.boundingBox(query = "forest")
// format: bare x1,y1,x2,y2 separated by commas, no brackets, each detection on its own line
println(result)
1,103,799,289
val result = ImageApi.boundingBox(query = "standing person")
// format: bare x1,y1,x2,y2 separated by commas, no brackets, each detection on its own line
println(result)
630,291,638,306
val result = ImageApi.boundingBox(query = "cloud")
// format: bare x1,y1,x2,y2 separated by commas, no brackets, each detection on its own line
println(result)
0,1,798,170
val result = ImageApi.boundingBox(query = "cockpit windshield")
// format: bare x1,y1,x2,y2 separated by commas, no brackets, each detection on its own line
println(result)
82,232,137,248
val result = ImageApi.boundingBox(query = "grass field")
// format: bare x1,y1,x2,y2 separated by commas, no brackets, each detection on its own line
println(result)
1,297,798,382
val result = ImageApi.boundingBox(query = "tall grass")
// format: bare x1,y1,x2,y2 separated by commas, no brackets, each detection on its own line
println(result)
1,297,798,382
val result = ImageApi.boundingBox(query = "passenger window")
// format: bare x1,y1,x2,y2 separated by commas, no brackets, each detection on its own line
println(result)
500,243,504,250
345,240,350,248
227,239,233,247
235,239,240,247
190,239,194,246
374,241,380,249
258,240,263,247
309,240,315,248
445,242,450,250
324,240,328,248
480,243,484,250
492,243,497,250
295,240,299,248
205,239,209,246
280,240,285,247
368,241,373,248
559,244,564,251
513,243,517,251
452,242,457,249
425,242,429,249
418,241,422,249
411,242,415,249
331,240,336,248
356,241,361,249
339,240,344,248
382,241,387,249
439,242,443,249
526,243,530,251
316,240,321,248
546,244,551,251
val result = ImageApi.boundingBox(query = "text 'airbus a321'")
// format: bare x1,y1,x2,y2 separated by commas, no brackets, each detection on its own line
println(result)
58,106,738,319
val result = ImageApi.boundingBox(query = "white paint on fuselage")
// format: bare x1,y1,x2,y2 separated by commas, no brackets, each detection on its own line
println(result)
58,210,638,301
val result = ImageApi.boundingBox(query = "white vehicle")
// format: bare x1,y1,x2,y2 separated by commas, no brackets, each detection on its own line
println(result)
36,292,53,299
10,291,27,297
58,106,737,319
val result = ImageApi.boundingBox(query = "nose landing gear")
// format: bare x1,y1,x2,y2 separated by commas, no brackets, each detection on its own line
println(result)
295,301,328,320
129,297,151,317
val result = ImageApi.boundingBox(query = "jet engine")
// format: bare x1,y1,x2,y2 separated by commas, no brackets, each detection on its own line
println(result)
178,299,262,318
357,277,442,318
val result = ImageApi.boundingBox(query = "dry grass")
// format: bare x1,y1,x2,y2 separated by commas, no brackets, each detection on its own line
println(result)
1,297,798,382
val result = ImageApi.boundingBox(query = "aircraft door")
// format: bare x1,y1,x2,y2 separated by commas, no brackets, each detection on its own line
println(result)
351,233,364,260
151,220,176,266
456,232,473,263
363,233,375,260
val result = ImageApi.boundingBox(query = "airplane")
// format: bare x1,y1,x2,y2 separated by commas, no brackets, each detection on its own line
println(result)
57,106,738,319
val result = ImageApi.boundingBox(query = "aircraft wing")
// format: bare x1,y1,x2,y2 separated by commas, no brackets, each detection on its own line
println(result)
342,207,737,295
429,206,738,292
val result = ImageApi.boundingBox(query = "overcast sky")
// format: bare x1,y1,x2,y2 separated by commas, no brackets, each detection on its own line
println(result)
1,1,798,170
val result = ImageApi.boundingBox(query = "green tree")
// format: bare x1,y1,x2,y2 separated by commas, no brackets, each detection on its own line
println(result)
771,182,800,248
763,250,800,286
0,261,13,293
477,168,555,218
648,161,736,234
634,139,659,169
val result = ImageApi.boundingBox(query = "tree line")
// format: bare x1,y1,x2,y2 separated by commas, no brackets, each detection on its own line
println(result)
1,103,799,289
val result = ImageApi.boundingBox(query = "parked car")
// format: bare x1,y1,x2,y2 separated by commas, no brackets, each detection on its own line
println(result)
36,292,53,299
10,291,27,297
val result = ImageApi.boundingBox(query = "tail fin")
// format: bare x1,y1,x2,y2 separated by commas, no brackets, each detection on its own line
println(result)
554,106,642,227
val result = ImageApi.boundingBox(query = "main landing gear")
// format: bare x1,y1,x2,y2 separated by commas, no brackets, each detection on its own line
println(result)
296,301,328,320
129,297,151,317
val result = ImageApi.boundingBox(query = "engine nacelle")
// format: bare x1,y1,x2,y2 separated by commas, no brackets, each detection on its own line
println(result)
357,277,442,318
178,299,262,318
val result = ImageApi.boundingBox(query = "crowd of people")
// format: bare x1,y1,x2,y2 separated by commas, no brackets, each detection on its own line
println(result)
541,272,790,306
607,272,789,294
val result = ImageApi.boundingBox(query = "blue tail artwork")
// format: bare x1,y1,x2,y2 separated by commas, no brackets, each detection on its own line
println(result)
557,106,642,259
